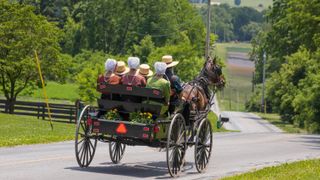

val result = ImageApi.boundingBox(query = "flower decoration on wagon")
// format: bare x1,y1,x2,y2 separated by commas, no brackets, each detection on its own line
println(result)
130,112,154,124
105,108,121,121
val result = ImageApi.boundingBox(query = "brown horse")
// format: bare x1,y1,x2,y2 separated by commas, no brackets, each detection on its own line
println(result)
181,56,225,112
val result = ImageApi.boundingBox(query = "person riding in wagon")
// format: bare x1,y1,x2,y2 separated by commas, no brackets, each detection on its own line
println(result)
97,59,121,117
115,61,129,77
121,57,146,87
146,62,171,115
121,57,146,103
162,55,183,114
138,64,153,80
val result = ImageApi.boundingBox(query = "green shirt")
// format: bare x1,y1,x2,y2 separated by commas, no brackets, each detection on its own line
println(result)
146,76,171,103
146,76,170,115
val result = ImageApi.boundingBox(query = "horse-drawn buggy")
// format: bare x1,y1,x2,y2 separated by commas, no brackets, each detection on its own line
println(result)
74,57,227,177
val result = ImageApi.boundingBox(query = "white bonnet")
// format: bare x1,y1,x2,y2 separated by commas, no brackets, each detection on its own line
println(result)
154,62,167,75
128,57,140,69
105,58,117,72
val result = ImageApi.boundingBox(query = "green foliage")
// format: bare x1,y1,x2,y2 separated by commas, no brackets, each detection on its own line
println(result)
105,108,121,120
266,49,320,133
148,32,204,81
0,1,62,112
62,0,205,55
199,4,264,42
0,113,75,147
133,35,155,64
248,0,320,133
222,158,320,180
130,112,153,124
74,50,124,102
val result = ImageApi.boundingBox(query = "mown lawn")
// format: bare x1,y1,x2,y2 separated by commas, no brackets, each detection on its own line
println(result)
0,113,75,147
255,113,307,134
20,81,79,102
221,159,320,180
208,111,229,132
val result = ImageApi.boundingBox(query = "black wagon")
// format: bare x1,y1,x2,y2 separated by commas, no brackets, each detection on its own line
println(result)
75,84,224,177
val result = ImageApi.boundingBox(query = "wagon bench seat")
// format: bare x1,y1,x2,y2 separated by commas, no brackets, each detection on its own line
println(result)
97,84,166,115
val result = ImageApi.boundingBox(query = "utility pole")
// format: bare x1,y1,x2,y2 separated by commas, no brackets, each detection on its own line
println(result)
205,0,211,59
261,52,266,113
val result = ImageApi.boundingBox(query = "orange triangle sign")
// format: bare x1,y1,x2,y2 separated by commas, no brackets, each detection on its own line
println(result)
116,123,127,134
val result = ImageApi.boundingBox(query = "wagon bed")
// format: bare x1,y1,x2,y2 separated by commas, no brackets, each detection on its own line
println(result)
75,84,215,177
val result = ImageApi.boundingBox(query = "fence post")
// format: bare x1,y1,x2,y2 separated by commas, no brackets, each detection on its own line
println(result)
37,104,40,119
69,108,73,123
42,105,45,120
4,100,8,113
75,100,79,124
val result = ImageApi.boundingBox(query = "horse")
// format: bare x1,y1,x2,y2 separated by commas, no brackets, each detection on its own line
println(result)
181,56,225,114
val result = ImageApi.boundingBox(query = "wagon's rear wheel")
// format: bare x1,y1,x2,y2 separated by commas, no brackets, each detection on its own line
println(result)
109,139,126,164
166,113,187,177
194,118,212,173
75,105,97,168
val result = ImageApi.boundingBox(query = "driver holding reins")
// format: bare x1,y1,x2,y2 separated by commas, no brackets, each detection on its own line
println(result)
162,55,183,114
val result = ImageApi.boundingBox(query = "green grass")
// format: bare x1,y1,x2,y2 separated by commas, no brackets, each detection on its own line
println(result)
214,42,253,111
0,113,75,147
221,159,320,180
20,81,79,102
208,111,229,132
255,113,307,134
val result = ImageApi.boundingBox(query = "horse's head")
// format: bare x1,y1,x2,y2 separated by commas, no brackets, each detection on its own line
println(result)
202,56,225,88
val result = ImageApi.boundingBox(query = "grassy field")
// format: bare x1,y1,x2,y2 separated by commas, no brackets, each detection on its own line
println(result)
214,42,253,111
18,81,79,103
208,111,229,132
255,113,307,134
221,159,320,180
0,113,75,147
214,0,272,10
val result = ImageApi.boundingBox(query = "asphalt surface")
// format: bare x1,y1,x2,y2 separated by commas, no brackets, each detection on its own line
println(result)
1,112,320,180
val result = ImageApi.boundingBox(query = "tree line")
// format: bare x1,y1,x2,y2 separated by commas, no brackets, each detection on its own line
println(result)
246,0,320,133
0,0,208,111
199,4,265,42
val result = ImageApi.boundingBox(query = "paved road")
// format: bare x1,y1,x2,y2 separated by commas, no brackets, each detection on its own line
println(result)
1,112,320,180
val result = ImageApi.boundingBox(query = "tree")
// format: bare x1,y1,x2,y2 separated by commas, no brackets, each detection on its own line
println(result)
133,35,155,64
0,1,62,113
234,0,241,6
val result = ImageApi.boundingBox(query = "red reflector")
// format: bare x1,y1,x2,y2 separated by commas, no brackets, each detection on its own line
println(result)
93,121,100,126
154,125,160,133
93,128,99,133
142,133,149,138
143,127,150,131
116,123,127,134
87,118,92,126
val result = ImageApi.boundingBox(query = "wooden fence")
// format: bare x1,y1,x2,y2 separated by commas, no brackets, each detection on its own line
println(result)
0,99,78,123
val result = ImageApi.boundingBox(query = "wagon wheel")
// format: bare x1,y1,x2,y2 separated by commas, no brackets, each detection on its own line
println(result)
109,139,126,164
194,118,213,173
75,105,97,168
166,113,187,177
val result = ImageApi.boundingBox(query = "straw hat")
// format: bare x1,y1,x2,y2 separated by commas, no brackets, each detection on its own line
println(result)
138,64,153,77
162,55,179,68
115,61,129,75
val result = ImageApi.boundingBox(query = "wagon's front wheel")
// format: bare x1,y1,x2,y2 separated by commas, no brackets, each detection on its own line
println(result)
109,140,126,164
75,105,97,168
194,118,212,173
166,113,187,177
